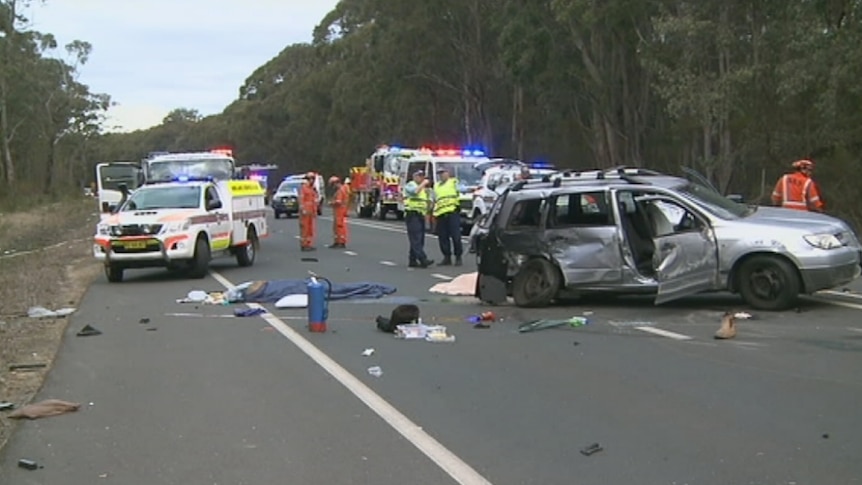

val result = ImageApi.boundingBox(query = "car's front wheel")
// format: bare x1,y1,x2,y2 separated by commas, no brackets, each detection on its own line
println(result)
512,258,561,307
737,255,801,311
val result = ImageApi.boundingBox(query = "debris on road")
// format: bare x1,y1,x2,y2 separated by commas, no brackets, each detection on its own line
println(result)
361,348,375,356
367,366,383,377
234,307,266,317
580,443,603,456
393,322,456,342
8,363,47,371
76,324,102,337
17,458,41,470
714,313,737,340
608,320,657,327
733,311,753,320
518,317,589,333
467,311,496,324
0,401,16,411
429,272,477,296
8,399,81,420
27,306,75,318
376,304,420,333
301,257,319,262
138,317,150,324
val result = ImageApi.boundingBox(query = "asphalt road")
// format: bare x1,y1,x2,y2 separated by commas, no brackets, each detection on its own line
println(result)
2,209,862,485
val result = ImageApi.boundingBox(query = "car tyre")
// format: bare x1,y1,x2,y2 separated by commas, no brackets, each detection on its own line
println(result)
105,264,123,283
737,255,800,311
236,228,258,267
512,258,561,308
187,236,211,279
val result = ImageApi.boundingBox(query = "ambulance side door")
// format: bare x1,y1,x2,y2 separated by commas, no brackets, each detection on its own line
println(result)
204,185,232,251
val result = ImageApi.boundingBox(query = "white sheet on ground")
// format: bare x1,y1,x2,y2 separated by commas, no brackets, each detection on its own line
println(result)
429,272,477,296
275,294,308,308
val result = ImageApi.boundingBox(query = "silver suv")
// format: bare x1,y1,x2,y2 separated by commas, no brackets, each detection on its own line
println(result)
474,168,862,310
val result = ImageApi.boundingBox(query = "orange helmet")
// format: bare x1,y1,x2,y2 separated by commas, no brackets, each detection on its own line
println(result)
329,176,340,184
792,159,814,170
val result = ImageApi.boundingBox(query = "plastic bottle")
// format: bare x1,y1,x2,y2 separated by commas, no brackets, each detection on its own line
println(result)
568,316,589,327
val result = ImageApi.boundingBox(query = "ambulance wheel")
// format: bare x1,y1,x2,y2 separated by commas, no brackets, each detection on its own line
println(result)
188,236,211,279
376,202,387,220
236,228,258,267
105,264,124,283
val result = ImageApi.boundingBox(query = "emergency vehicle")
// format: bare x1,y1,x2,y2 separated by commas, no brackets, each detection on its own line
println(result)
278,173,324,215
397,147,490,233
95,160,143,213
93,150,268,283
469,160,557,225
351,145,421,220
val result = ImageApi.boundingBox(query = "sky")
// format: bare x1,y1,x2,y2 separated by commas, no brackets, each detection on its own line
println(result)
24,0,340,132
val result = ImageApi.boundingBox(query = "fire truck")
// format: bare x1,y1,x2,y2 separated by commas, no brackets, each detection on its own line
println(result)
350,145,421,220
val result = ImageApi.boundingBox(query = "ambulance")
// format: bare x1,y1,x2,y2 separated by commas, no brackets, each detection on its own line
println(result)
93,150,268,283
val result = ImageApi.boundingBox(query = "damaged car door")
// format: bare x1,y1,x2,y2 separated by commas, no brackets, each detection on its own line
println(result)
640,195,720,304
544,190,622,286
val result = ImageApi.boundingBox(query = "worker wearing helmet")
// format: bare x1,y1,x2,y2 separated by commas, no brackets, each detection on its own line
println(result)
328,176,349,248
771,159,824,212
299,172,318,251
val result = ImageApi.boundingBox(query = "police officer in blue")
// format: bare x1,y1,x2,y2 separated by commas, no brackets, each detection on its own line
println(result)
403,170,434,268
433,167,463,266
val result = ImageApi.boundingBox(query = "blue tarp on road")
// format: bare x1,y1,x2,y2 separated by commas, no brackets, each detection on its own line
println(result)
239,279,397,303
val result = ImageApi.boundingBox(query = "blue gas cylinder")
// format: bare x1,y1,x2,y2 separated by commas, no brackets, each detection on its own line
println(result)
307,276,330,333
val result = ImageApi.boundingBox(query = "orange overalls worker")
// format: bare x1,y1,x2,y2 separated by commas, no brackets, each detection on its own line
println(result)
328,176,350,248
299,172,318,251
771,159,824,212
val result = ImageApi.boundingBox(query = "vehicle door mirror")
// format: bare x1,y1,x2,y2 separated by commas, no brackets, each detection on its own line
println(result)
206,200,222,211
726,194,744,203
487,182,497,191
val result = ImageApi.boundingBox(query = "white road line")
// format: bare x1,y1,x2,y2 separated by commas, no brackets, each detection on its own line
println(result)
431,273,453,280
848,327,862,333
634,326,693,341
209,270,493,485
324,216,470,243
802,295,862,311
818,289,862,299
380,260,397,266
344,251,358,256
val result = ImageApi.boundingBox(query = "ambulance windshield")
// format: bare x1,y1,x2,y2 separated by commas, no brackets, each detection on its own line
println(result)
122,186,202,211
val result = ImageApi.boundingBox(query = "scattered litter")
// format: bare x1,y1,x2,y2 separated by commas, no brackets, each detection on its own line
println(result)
146,327,157,332
18,459,41,470
473,323,490,329
301,257,319,262
367,366,383,377
8,399,81,420
394,322,455,342
139,318,150,324
518,317,589,333
99,473,108,478
425,326,456,342
177,290,230,305
580,443,603,456
573,341,580,346
429,272,477,296
234,307,266,317
467,311,496,323
608,320,656,327
822,433,830,439
361,348,375,357
76,325,102,337
9,363,47,371
714,313,737,340
27,306,75,318
0,401,15,411
733,312,753,320
376,304,420,333
582,311,594,316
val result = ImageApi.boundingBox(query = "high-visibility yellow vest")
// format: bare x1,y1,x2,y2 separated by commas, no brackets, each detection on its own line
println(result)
433,178,459,217
404,187,429,213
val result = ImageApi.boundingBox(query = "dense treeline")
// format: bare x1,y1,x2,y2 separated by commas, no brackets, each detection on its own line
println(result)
0,0,110,203
4,0,862,228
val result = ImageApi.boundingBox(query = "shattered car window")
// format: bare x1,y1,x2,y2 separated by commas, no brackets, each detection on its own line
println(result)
676,182,749,219
548,192,612,227
507,199,544,228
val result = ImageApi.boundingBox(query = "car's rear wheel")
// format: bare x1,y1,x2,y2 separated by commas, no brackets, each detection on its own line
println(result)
737,255,800,311
512,258,561,307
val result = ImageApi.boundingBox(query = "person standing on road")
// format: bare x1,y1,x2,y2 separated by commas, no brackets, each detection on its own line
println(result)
771,159,824,212
432,167,463,266
299,172,318,251
403,170,434,268
328,176,349,248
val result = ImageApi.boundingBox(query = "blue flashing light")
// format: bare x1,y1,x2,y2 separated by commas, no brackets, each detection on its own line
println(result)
531,161,555,169
176,175,189,182
472,149,484,156
171,175,213,183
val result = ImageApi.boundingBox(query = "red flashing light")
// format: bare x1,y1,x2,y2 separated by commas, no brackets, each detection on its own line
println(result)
211,147,233,157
